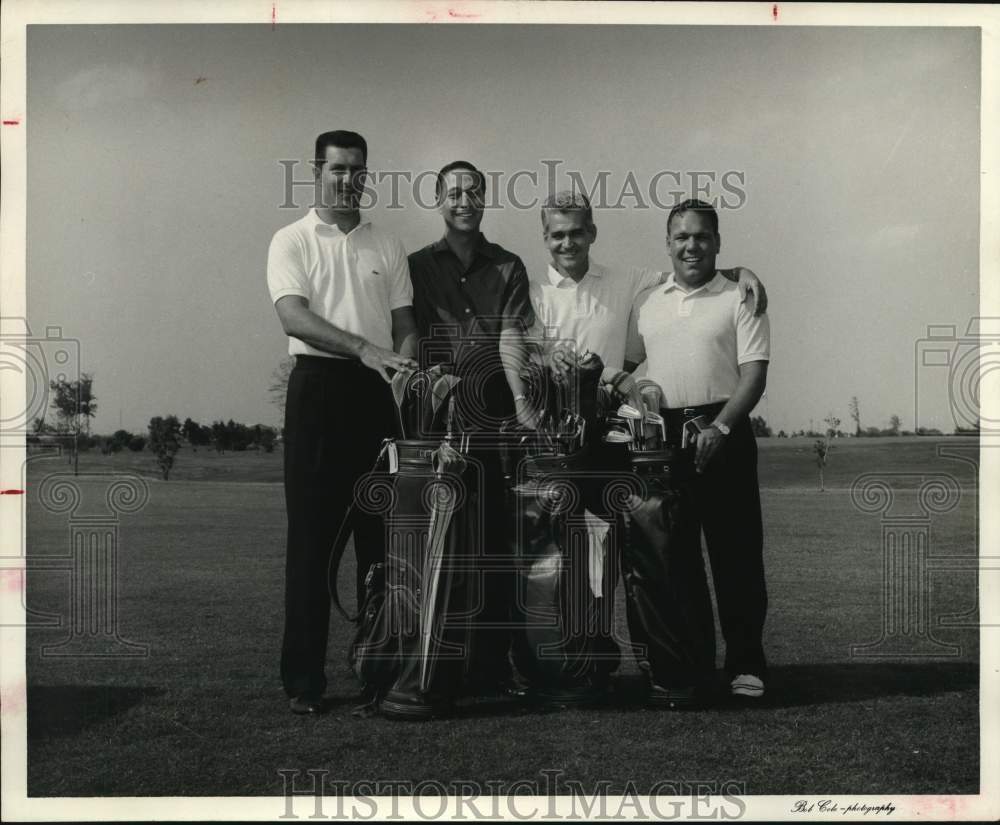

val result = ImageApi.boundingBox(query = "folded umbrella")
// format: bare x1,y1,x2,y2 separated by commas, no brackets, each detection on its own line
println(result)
418,441,467,692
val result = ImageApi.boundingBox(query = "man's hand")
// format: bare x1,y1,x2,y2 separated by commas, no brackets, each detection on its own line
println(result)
695,426,726,473
548,343,576,382
359,342,418,383
603,369,645,413
721,267,767,316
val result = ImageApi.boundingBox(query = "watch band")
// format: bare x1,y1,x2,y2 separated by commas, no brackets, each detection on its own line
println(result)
712,419,731,436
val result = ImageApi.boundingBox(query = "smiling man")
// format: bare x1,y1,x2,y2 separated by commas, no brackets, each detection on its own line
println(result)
407,161,536,697
531,190,766,394
267,130,418,715
627,198,771,700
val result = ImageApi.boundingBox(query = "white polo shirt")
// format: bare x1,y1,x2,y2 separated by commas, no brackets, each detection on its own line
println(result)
266,210,413,358
626,271,770,408
529,260,662,371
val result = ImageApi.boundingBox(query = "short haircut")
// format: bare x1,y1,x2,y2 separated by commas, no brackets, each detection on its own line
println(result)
314,130,368,167
541,190,595,232
435,161,486,199
666,198,719,236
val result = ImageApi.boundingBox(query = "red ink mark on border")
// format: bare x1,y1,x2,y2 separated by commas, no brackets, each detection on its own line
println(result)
271,3,276,30
772,4,778,21
0,489,25,495
0,569,23,595
0,679,27,716
448,8,479,18
2,119,20,126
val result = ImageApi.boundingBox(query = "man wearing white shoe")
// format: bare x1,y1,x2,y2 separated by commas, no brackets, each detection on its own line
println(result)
627,198,771,700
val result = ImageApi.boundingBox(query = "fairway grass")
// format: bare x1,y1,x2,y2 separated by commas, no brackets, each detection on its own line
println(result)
22,440,979,796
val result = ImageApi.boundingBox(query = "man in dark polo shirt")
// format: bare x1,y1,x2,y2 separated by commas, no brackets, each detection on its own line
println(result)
408,161,536,693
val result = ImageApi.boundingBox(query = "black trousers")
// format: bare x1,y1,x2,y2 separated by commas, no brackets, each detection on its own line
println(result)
280,356,395,699
683,413,768,678
464,447,515,687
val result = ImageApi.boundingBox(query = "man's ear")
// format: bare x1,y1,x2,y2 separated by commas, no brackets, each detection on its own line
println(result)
715,233,722,253
311,160,322,179
589,223,598,245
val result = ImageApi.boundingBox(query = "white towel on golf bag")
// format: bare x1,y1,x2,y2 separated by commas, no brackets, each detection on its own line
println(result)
583,508,610,598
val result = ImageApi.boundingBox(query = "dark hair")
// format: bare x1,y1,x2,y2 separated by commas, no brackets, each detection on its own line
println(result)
541,189,595,231
666,198,719,235
314,130,367,167
435,160,486,198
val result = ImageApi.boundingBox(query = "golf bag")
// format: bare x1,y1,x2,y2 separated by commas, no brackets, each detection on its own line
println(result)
505,440,621,703
503,353,621,704
619,448,716,700
353,438,480,720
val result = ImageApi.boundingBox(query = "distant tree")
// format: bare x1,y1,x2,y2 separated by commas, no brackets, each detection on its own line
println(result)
863,426,881,437
916,427,943,436
128,435,147,452
110,429,133,453
848,396,861,437
268,357,295,413
49,373,98,476
813,413,841,492
211,420,231,453
750,415,772,437
32,416,50,434
182,417,212,450
888,414,901,436
252,424,278,453
148,415,182,480
777,430,787,438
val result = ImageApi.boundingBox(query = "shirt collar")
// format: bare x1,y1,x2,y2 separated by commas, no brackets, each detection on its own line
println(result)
310,209,370,236
546,259,604,286
662,270,726,295
432,233,500,260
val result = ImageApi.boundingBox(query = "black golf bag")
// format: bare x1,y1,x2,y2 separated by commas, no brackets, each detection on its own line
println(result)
502,353,622,704
619,448,716,702
504,439,621,704
347,437,481,720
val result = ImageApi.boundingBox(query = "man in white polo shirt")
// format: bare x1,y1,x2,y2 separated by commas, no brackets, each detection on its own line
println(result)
530,190,766,386
267,130,418,715
528,190,766,696
626,198,770,700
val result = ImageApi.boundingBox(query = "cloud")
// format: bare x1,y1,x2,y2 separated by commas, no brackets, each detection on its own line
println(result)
54,63,157,112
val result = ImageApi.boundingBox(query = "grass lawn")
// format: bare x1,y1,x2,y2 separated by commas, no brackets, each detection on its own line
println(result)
22,438,980,796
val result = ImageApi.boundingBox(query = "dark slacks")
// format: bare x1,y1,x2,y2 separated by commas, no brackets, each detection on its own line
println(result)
280,355,395,699
464,447,515,687
690,414,768,678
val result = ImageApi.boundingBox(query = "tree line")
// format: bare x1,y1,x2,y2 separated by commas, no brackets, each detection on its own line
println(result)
31,375,279,479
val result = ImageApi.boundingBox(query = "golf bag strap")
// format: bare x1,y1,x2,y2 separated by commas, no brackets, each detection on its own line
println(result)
329,440,393,624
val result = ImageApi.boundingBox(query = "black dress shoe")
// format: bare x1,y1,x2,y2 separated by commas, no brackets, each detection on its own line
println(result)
289,695,325,715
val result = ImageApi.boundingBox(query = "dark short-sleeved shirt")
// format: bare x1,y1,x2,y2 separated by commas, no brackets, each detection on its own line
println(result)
408,234,535,426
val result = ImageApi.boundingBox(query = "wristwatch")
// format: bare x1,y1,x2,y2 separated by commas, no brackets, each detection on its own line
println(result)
712,420,731,436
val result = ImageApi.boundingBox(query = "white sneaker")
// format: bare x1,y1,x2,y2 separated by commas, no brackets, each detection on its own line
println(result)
730,674,764,699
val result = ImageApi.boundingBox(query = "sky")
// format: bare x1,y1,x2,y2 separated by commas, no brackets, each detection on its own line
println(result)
24,22,982,435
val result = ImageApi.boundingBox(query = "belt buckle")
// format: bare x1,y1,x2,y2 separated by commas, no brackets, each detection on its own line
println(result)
682,407,697,418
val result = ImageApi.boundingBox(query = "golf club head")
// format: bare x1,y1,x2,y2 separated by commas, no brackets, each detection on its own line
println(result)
617,404,643,443
603,429,633,445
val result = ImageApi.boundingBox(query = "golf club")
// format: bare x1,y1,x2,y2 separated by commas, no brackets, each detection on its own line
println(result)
617,404,644,446
645,411,666,447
